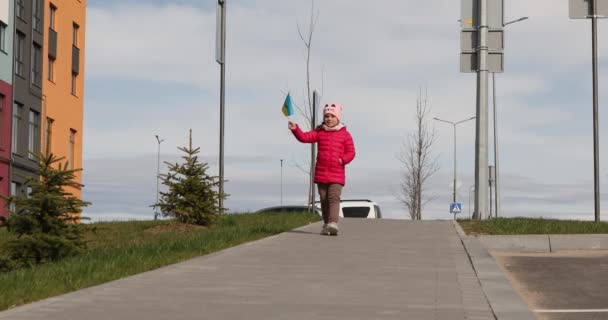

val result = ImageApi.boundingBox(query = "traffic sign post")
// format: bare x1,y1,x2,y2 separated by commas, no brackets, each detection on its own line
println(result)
450,202,462,220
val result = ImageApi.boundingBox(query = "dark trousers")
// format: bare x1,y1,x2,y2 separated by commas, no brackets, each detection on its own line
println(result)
318,183,343,224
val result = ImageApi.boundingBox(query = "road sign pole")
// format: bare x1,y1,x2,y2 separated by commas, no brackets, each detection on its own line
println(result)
453,123,457,203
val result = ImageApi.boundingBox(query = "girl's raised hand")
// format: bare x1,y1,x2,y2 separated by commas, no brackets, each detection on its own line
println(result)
288,121,297,130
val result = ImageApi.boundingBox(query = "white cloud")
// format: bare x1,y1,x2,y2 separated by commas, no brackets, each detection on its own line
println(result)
83,0,608,221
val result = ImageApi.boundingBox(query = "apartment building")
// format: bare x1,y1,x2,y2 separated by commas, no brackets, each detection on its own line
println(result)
42,0,85,200
0,0,85,219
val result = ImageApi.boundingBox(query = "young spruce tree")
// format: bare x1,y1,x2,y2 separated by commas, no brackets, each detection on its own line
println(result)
155,130,225,226
0,153,90,269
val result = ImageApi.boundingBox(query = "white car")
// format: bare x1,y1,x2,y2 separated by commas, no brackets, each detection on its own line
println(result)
314,199,382,219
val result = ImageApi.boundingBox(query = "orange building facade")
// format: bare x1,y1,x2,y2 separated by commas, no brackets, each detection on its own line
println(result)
42,0,86,199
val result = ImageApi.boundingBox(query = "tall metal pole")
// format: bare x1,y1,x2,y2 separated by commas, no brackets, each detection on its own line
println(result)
493,72,500,218
491,16,528,219
473,0,490,220
154,135,164,220
469,185,475,219
218,0,226,214
453,123,457,203
592,0,600,222
280,159,284,206
489,174,493,217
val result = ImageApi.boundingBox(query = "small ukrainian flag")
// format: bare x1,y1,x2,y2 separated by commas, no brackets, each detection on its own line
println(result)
281,93,294,117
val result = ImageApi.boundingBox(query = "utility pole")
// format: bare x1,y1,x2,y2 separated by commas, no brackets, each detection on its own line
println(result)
474,0,490,220
461,0,504,219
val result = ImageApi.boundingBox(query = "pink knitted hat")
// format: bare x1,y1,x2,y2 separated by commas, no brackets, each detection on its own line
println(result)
323,103,343,121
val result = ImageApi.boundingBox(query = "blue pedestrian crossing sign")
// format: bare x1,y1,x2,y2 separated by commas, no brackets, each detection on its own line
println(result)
450,203,462,214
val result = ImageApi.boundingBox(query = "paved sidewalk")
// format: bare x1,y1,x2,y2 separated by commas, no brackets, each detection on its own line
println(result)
1,220,504,319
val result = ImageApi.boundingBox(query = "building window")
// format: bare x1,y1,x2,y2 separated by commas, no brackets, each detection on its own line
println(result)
28,110,40,160
45,117,53,154
16,0,25,19
32,43,42,87
10,182,18,212
69,129,76,169
48,57,55,81
0,22,6,53
72,23,79,47
26,186,33,198
49,4,57,30
32,0,42,33
12,103,23,155
15,32,25,77
71,73,77,95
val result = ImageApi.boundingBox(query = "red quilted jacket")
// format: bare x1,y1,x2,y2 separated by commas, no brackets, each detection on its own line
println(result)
291,124,356,185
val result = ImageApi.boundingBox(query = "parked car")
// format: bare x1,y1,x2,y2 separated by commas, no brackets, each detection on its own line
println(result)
313,199,382,219
255,205,320,214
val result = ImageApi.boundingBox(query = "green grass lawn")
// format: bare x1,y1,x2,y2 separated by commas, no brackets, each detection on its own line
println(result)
458,217,608,235
0,212,320,311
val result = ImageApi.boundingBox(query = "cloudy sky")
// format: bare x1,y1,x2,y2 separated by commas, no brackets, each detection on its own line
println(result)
82,0,607,221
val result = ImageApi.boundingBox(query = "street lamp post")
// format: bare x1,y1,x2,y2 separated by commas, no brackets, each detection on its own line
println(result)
216,0,227,214
492,16,528,218
154,135,164,220
433,116,476,203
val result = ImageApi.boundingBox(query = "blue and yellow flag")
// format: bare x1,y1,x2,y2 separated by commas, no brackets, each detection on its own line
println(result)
281,93,294,117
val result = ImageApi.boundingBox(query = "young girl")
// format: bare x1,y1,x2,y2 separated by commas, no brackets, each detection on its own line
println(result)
288,103,356,236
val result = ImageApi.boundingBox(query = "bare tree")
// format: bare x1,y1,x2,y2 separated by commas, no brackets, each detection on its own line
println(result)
397,89,439,220
293,0,320,207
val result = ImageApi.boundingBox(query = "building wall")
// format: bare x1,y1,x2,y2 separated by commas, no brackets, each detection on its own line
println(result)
42,0,86,200
12,0,44,191
0,81,11,218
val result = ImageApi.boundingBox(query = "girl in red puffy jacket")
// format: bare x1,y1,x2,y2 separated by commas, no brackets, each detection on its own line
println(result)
288,103,356,236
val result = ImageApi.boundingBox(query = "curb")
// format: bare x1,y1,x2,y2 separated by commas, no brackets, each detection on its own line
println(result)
478,234,608,253
453,221,536,320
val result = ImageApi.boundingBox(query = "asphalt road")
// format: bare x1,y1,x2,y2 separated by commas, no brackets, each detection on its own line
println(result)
494,251,608,320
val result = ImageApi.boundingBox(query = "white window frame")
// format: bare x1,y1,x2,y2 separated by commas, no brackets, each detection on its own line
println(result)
28,110,40,160
12,103,23,155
